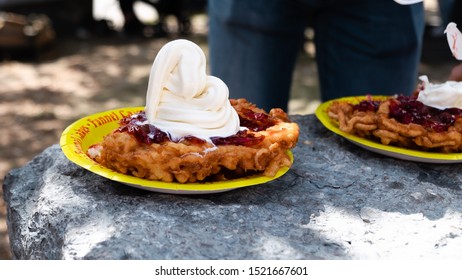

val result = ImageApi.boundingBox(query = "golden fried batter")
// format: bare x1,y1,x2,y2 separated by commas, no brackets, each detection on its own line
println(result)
327,98,462,153
89,99,299,183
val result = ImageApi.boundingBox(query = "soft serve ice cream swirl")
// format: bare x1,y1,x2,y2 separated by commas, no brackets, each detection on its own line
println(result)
145,39,240,140
417,75,462,110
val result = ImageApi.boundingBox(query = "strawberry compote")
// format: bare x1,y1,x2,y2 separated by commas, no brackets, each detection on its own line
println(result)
117,111,266,146
354,95,462,132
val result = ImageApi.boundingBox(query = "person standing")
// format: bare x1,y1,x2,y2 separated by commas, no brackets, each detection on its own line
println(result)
208,0,425,112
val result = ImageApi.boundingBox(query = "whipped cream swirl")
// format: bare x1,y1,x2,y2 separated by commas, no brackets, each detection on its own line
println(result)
145,39,240,140
417,75,462,110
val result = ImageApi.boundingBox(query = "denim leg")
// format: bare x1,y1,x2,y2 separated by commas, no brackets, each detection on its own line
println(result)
208,0,307,112
314,0,425,101
208,0,425,109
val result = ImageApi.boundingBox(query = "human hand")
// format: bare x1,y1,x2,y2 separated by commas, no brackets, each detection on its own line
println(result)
449,64,462,81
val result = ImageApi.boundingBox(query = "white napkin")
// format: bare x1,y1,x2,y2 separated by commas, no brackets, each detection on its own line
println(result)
445,22,462,60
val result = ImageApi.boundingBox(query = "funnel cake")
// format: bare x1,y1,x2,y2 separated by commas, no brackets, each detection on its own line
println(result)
89,98,299,183
327,95,462,153
88,39,298,183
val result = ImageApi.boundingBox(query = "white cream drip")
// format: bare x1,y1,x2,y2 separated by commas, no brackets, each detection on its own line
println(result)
417,75,462,110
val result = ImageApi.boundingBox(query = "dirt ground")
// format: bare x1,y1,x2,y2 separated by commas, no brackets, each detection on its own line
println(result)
0,17,459,259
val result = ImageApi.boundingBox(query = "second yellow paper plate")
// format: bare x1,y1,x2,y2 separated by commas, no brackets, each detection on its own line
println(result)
315,96,462,163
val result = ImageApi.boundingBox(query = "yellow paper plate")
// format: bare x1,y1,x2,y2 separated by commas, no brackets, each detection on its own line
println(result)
60,107,293,194
315,96,462,163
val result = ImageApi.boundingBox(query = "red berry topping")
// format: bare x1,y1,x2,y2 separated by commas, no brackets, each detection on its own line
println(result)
117,111,266,146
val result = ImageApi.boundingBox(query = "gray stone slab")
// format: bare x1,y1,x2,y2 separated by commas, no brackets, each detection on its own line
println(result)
3,115,462,259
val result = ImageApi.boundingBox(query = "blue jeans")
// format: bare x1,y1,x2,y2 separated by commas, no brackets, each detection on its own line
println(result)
208,0,425,112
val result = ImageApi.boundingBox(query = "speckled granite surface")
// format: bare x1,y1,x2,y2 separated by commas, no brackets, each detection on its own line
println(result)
3,114,462,259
